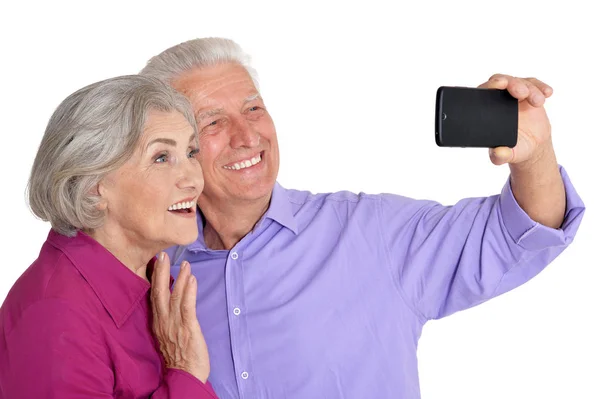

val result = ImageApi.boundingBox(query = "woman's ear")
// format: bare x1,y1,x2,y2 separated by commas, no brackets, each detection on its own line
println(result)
93,181,108,211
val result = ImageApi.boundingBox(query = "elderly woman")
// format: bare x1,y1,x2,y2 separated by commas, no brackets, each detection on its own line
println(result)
0,75,218,398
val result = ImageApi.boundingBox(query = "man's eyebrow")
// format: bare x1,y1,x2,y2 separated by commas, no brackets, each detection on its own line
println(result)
195,108,224,122
243,93,261,103
195,94,262,122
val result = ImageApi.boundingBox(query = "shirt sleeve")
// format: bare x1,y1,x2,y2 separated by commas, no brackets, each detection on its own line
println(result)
378,165,585,321
1,299,218,399
152,369,219,398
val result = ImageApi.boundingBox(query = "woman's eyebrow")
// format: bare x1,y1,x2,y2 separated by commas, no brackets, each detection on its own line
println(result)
146,138,176,149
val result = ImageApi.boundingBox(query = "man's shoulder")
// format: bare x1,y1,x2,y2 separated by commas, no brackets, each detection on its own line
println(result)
280,184,432,209
282,186,384,206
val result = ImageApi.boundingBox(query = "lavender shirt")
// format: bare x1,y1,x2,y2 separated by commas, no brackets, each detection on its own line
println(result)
0,231,218,399
168,166,585,399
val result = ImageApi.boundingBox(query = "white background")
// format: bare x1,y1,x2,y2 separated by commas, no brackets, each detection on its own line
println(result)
1,1,598,398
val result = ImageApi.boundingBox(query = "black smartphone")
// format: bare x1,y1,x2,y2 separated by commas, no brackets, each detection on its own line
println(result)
435,86,518,148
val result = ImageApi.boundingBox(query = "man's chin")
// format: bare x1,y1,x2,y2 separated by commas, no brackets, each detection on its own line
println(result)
200,178,276,206
229,181,275,203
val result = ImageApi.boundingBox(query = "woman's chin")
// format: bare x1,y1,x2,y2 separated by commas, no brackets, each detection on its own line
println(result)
172,230,200,247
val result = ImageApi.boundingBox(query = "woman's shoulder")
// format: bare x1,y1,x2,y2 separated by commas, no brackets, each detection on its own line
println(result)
1,234,106,336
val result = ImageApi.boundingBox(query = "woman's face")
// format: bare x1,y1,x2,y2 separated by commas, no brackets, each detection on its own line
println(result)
97,110,204,252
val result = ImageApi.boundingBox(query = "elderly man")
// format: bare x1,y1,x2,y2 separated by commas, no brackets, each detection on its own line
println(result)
140,37,585,398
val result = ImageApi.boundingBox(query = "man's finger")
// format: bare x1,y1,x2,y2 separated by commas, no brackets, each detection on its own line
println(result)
505,77,531,101
526,77,553,97
521,79,546,107
478,74,509,90
488,73,511,84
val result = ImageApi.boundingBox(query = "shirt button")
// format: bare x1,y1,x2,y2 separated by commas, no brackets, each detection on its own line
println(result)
231,252,239,260
241,371,249,380
233,307,241,316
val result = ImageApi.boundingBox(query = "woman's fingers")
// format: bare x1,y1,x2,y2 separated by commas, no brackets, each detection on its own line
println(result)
169,261,191,318
149,256,209,383
151,252,171,320
182,273,198,326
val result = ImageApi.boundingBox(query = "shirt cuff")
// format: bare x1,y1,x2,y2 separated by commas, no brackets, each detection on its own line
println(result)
499,165,586,251
164,368,218,398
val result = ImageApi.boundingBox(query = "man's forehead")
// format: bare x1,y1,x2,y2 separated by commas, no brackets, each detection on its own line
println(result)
174,64,255,96
185,85,260,102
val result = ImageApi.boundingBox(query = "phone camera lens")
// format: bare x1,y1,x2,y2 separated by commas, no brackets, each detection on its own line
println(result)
442,113,447,121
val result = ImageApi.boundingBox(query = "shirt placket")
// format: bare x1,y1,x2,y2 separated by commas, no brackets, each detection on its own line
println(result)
225,244,255,399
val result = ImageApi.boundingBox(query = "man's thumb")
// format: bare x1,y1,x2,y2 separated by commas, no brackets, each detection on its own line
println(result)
489,147,513,165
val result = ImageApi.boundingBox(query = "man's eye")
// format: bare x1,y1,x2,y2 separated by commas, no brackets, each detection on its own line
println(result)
201,119,223,134
249,106,259,112
204,119,221,128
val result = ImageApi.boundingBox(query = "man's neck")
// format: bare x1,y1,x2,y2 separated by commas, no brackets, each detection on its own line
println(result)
200,194,271,250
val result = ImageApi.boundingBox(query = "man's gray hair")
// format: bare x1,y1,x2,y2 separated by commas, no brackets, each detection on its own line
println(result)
27,75,197,237
140,37,259,89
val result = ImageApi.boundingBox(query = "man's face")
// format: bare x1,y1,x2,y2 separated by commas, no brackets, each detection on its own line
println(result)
173,63,279,207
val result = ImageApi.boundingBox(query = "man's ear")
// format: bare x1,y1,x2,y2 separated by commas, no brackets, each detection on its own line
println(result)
93,181,108,211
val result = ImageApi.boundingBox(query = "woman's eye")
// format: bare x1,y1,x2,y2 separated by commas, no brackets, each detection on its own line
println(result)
154,153,168,163
188,148,200,158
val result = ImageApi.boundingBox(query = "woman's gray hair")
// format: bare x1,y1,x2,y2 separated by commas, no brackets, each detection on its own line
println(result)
27,75,197,237
139,37,259,89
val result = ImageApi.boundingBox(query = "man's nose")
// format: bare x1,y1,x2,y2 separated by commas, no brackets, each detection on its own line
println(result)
230,117,260,149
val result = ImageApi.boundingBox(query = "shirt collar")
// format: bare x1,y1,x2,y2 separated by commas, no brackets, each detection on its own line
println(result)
263,182,298,235
47,229,153,329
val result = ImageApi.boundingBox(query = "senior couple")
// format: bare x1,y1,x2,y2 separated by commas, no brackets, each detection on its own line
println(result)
0,37,585,398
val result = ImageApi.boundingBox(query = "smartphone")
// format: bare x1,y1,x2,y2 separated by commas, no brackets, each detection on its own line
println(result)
435,86,518,148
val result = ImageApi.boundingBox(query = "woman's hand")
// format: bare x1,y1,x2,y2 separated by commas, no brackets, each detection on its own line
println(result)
151,252,210,383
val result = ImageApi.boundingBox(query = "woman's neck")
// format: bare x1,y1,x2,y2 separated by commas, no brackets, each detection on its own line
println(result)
87,227,159,282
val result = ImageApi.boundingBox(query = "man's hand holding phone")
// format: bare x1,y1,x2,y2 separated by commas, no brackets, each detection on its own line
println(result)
437,74,565,229
478,74,554,166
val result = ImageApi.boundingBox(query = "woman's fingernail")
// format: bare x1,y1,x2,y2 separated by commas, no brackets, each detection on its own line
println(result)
159,252,165,262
